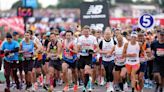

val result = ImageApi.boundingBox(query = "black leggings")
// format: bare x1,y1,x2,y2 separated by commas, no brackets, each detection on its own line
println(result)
4,60,20,89
145,60,153,80
103,61,115,82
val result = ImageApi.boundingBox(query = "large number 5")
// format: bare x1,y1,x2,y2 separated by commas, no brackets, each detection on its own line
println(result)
142,15,151,27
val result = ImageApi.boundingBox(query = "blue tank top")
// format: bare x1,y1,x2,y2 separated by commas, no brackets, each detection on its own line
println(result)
22,40,34,53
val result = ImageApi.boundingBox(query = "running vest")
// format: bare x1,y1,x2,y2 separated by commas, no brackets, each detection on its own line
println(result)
22,40,34,58
126,42,140,65
49,41,58,60
62,40,76,63
101,39,115,62
139,42,147,63
115,44,125,66
78,35,97,56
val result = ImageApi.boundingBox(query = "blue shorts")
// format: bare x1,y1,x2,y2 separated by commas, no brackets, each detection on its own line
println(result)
138,62,147,73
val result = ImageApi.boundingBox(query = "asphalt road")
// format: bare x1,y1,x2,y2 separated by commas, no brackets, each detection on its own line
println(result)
0,84,156,92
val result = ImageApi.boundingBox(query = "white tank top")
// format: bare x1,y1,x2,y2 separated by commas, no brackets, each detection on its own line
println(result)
126,42,140,65
115,44,125,66
102,39,115,62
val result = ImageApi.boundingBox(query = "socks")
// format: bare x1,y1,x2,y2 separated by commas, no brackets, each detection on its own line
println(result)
132,87,135,92
119,83,123,91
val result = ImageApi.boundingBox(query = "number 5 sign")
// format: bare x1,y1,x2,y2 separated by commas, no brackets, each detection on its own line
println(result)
138,14,155,30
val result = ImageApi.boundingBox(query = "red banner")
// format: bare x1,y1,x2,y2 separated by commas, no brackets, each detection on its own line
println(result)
110,18,164,26
0,17,24,34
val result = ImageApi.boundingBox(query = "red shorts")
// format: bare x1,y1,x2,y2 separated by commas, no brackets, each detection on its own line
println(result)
125,63,140,74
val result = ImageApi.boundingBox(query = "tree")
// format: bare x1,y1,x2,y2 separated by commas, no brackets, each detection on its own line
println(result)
11,1,22,9
56,0,83,8
11,0,42,9
47,5,56,9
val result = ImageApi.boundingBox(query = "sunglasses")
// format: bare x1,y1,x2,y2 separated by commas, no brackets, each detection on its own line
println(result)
157,30,161,33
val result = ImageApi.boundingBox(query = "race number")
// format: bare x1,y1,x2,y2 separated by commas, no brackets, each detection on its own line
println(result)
138,14,154,30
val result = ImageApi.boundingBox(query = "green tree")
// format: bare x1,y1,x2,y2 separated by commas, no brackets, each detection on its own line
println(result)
47,5,56,9
11,1,22,8
57,0,83,8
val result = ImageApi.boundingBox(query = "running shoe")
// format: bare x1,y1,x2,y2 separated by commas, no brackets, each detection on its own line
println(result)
159,87,163,92
87,78,93,92
4,88,10,92
63,85,69,92
114,85,121,92
123,82,129,91
100,77,105,86
73,84,78,92
82,86,87,92
106,82,114,92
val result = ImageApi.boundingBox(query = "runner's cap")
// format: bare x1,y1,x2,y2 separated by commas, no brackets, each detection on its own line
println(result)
131,31,138,37
6,33,12,38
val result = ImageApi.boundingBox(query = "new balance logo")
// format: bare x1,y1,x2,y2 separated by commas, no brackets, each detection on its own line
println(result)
86,5,103,15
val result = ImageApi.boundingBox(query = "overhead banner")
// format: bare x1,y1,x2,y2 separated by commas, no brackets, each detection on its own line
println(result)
17,7,33,17
22,0,38,8
0,17,24,34
80,2,109,31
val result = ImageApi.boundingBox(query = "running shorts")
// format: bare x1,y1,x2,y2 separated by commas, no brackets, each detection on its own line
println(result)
125,63,140,74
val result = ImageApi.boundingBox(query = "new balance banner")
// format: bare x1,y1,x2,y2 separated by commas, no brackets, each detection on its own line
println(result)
80,2,109,31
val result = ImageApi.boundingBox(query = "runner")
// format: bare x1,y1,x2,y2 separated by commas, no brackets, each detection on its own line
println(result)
151,29,164,92
77,25,99,92
19,31,38,91
42,32,51,90
62,30,78,92
114,28,128,44
113,34,127,91
99,28,115,92
1,33,20,92
12,32,24,87
46,32,62,91
123,31,140,92
137,30,151,92
94,28,105,86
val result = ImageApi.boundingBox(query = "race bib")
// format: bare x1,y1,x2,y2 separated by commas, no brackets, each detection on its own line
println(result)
116,54,124,61
104,55,111,58
128,58,137,62
156,48,164,56
140,57,145,63
8,53,15,57
24,53,32,58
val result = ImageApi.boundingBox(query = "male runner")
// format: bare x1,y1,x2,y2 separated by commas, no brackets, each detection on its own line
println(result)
46,32,62,91
137,30,151,92
77,25,99,92
19,31,38,91
62,31,78,92
99,28,115,92
151,29,164,92
1,33,20,92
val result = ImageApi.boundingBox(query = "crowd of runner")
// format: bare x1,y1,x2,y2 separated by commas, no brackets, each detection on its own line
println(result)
0,25,163,92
